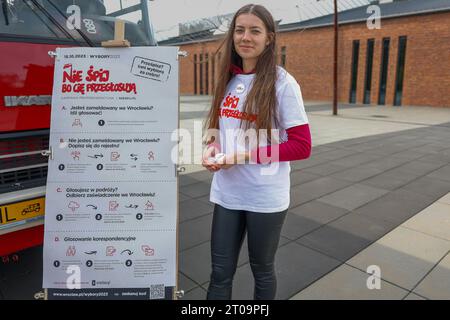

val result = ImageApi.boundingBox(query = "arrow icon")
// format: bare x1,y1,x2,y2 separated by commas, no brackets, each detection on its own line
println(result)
121,249,133,256
130,154,138,157
88,154,104,159
84,251,97,255
125,204,139,209
86,204,98,210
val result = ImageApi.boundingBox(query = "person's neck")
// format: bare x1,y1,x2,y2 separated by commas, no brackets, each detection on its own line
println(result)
242,59,257,73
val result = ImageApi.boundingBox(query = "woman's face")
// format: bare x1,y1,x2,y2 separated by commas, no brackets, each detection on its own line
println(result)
233,13,270,62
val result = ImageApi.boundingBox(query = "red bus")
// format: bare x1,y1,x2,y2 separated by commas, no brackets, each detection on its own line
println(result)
0,0,157,256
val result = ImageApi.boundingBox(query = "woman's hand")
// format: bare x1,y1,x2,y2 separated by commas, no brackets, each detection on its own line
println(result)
215,151,249,170
202,145,220,172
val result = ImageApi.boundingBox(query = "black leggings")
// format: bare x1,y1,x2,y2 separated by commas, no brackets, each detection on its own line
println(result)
206,204,288,300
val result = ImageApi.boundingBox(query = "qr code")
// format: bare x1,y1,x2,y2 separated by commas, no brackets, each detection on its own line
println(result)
150,284,165,299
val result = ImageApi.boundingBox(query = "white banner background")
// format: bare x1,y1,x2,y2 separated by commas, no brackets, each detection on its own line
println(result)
43,46,179,289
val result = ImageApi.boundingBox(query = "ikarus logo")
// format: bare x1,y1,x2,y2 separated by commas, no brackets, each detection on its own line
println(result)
4,95,51,107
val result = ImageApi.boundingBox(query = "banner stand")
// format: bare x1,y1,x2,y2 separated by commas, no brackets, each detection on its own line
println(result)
35,20,187,301
101,20,131,48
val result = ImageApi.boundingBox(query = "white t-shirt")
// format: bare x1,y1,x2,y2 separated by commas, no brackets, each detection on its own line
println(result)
209,67,309,213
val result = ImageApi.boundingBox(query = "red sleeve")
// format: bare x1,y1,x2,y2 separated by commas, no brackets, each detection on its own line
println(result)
250,124,312,164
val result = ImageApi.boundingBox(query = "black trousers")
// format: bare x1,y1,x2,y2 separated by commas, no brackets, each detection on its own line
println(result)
206,204,288,300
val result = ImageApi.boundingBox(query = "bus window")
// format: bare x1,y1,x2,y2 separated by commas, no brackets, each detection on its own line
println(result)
45,0,154,46
0,0,71,39
0,0,156,46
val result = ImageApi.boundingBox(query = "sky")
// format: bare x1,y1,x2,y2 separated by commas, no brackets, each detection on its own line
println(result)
148,0,307,33
146,0,371,40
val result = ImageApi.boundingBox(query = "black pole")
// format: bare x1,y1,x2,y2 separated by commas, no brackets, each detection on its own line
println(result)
333,0,338,115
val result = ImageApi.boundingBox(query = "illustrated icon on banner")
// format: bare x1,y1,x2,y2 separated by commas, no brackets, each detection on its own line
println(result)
68,201,80,212
111,152,120,161
121,249,134,256
66,246,76,256
88,154,103,159
109,201,119,211
106,246,116,256
141,245,155,256
145,201,154,210
71,150,81,160
72,119,82,127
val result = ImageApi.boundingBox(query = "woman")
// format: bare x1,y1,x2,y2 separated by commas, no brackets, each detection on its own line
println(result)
202,4,312,300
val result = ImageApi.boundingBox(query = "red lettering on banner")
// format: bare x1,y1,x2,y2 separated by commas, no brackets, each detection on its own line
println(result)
86,83,137,94
62,64,82,83
86,66,110,82
73,83,85,94
60,64,137,94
